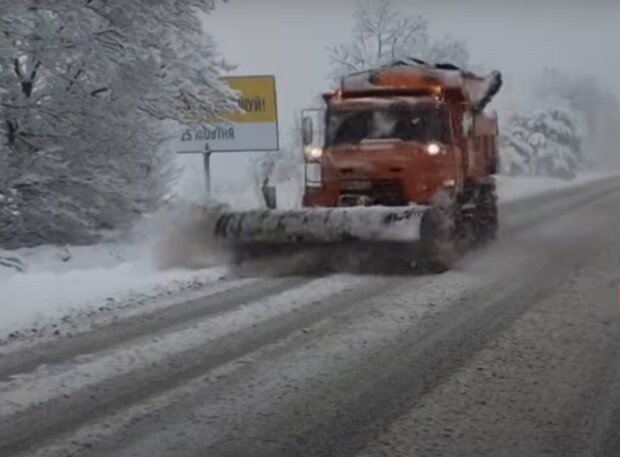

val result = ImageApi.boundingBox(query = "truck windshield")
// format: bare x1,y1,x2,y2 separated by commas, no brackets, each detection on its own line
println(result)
325,106,450,147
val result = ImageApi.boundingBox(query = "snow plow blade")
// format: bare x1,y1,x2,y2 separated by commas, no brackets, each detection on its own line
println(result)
212,205,453,273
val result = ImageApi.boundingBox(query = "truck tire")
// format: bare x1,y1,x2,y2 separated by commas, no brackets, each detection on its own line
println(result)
476,182,498,244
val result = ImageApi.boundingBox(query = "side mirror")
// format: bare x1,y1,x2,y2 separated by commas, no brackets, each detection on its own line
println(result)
302,116,313,146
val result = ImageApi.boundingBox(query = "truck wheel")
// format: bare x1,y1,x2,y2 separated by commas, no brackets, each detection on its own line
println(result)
476,184,498,244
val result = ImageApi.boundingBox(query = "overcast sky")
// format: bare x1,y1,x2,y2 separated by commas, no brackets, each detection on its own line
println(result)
178,0,620,192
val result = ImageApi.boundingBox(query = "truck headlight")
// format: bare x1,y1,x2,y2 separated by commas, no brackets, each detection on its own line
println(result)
304,146,323,160
427,142,441,155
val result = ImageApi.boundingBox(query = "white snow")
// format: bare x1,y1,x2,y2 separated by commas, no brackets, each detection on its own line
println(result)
0,170,618,341
212,178,303,210
0,243,228,340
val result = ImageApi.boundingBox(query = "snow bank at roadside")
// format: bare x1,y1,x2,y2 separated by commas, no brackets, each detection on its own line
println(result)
0,242,228,340
0,243,145,276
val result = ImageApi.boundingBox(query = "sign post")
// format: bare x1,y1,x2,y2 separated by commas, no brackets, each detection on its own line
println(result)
175,75,279,204
203,152,211,199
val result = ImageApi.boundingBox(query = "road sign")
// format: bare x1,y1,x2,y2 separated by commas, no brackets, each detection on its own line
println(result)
175,75,279,153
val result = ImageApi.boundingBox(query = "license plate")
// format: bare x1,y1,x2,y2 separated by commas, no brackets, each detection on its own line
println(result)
342,180,372,191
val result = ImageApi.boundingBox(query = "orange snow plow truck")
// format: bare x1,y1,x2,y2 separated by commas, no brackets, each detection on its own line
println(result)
213,59,503,272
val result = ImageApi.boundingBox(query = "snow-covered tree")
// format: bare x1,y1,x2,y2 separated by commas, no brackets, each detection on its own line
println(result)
328,0,470,81
499,117,535,176
0,0,237,248
535,68,620,169
501,105,582,179
328,0,427,79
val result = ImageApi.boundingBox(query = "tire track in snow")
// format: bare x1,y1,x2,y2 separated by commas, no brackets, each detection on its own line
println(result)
355,208,620,457
0,276,304,381
0,273,406,456
13,273,437,457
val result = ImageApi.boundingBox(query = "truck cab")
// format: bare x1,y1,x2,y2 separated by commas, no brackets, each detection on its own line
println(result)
303,96,457,207
301,61,500,209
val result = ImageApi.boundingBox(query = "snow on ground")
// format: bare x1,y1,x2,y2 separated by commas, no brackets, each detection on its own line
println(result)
0,243,145,276
0,242,229,342
0,170,617,342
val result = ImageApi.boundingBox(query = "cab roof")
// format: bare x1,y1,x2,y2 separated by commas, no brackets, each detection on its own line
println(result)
330,59,502,112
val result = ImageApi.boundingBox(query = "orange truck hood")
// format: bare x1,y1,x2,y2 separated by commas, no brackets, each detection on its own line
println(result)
323,141,444,176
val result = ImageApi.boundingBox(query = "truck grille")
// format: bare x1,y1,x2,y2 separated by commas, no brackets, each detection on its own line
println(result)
340,180,404,206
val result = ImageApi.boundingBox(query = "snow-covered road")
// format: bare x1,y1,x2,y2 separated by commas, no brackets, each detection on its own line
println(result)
1,175,620,456
0,172,615,340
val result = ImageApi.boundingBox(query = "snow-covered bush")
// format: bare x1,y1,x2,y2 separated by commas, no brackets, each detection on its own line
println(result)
535,68,620,169
0,0,237,248
501,105,582,180
499,120,535,176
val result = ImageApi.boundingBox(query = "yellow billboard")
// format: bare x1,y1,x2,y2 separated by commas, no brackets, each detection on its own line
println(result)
177,75,279,153
184,75,278,124
224,76,278,123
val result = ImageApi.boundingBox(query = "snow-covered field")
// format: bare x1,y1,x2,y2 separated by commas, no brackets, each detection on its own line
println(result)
0,171,616,341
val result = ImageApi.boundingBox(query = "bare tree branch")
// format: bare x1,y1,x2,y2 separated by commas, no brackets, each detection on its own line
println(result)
327,0,469,81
